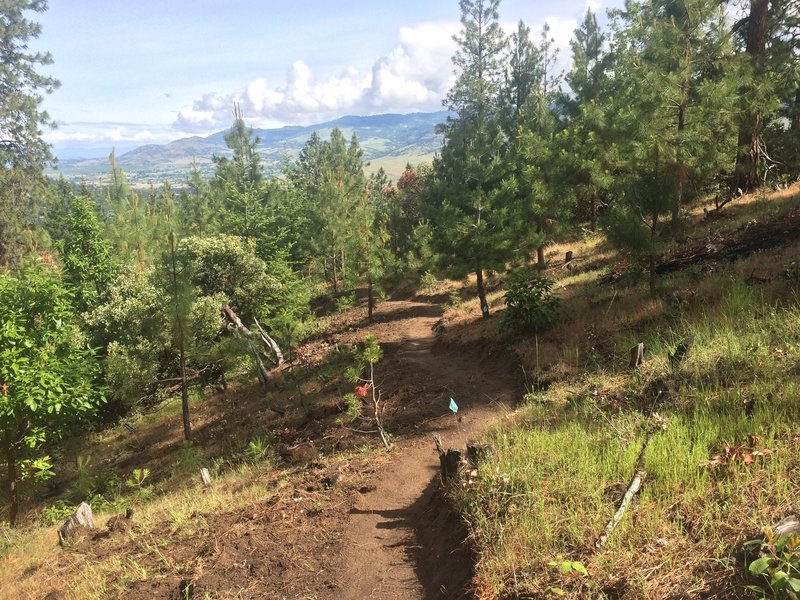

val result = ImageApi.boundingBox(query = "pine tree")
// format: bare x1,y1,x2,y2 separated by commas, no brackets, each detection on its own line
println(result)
180,159,216,237
0,1,60,270
60,196,117,314
503,18,566,268
609,0,737,226
746,0,800,184
290,128,366,292
558,8,615,231
429,0,511,318
213,104,265,241
500,21,540,135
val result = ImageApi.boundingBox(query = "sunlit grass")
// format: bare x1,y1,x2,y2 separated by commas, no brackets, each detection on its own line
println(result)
456,206,800,599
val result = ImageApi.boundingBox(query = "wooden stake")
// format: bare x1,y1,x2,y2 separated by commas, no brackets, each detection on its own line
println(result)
200,468,212,487
629,343,645,369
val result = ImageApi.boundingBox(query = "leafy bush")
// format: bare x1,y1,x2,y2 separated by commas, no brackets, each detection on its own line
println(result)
39,500,77,525
499,271,560,335
90,235,312,411
746,529,800,599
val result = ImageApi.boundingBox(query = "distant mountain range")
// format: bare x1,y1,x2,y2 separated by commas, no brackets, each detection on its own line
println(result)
52,111,449,186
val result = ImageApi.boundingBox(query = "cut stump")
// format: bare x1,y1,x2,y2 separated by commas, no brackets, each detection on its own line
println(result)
58,502,94,545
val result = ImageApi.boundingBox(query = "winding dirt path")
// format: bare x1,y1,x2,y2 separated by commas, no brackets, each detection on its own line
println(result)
329,300,521,600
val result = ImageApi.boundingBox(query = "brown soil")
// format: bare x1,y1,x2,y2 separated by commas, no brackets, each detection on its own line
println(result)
24,299,521,600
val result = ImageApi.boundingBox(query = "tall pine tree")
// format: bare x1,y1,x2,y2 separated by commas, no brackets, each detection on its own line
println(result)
429,0,512,318
0,1,59,270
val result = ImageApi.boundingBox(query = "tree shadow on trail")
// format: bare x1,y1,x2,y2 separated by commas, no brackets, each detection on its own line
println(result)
349,475,474,600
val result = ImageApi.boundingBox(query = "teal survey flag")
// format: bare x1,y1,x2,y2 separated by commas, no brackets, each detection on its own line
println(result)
449,397,459,413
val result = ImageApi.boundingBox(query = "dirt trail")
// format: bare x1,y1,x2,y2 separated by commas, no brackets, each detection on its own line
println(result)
331,300,520,600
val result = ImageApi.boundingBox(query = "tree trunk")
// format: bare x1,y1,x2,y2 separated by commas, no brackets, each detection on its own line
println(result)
4,428,18,526
649,212,659,297
673,103,687,225
649,253,657,297
367,278,374,323
476,267,490,319
536,245,546,269
331,248,338,294
170,232,191,442
180,353,191,442
590,188,598,232
732,0,770,193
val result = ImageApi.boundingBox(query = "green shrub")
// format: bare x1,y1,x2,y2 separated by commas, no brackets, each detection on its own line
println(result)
244,435,275,464
39,500,77,525
420,270,438,291
499,272,560,335
746,529,800,599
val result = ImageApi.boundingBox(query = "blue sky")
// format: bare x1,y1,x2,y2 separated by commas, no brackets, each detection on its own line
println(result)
31,0,620,156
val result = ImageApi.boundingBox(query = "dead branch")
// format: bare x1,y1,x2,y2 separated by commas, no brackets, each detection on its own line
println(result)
223,304,285,382
596,415,667,549
596,429,654,549
254,316,284,366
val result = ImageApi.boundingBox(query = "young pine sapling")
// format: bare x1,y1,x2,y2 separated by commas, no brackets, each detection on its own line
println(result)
343,335,391,450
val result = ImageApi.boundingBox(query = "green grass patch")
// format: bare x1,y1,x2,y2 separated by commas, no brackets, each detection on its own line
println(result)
458,284,800,598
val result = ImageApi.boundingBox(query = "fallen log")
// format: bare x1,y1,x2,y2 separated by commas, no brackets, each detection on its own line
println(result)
656,209,800,274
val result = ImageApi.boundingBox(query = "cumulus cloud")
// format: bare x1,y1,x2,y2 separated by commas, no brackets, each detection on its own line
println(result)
44,126,159,144
172,15,588,135
174,21,459,134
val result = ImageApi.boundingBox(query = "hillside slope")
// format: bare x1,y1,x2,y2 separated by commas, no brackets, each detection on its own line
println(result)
53,111,448,186
2,183,798,600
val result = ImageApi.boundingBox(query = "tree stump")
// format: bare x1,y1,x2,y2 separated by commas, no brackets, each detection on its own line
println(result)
444,449,462,481
629,343,645,369
466,441,491,468
57,502,94,545
433,433,462,482
670,335,695,368
565,250,574,270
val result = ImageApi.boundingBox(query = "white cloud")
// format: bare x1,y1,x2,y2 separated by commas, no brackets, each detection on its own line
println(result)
44,130,98,143
173,21,459,133
586,0,603,14
106,127,157,143
44,127,160,144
